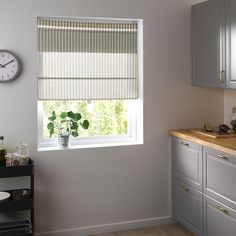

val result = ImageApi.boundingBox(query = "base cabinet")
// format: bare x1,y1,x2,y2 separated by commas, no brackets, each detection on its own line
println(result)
204,147,236,210
171,137,236,236
172,178,202,236
171,137,202,191
204,196,236,236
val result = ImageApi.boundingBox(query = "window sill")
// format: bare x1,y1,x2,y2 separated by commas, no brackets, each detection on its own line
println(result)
38,140,143,152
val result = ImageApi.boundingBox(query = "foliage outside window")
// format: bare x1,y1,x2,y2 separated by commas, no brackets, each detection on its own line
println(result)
43,100,128,139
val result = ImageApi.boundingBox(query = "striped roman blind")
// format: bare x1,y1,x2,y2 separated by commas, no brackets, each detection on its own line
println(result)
37,18,139,100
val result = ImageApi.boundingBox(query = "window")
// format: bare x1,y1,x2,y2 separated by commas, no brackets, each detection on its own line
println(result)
37,17,143,150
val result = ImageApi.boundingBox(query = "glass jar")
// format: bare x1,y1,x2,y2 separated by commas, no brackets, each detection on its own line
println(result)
16,143,29,157
16,143,30,165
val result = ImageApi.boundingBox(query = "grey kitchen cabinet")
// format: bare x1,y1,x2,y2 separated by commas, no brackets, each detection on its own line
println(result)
171,136,236,236
192,0,226,88
204,195,236,236
172,178,203,236
226,0,236,88
203,147,236,210
171,137,203,235
171,137,202,191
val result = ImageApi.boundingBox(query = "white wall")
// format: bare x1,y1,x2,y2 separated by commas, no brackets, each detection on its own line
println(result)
224,90,236,125
0,0,224,235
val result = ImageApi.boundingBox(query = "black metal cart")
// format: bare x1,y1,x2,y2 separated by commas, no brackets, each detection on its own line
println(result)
0,160,34,235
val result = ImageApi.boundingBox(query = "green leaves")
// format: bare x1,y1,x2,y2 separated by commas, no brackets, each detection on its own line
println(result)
81,120,89,129
47,122,54,130
67,111,81,121
74,113,82,121
48,111,56,121
60,112,67,119
47,122,54,138
47,110,89,138
71,121,78,130
67,111,74,119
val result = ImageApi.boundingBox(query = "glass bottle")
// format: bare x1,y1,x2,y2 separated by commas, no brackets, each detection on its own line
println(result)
0,136,7,166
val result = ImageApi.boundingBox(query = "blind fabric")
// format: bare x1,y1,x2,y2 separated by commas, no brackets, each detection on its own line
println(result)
37,18,138,100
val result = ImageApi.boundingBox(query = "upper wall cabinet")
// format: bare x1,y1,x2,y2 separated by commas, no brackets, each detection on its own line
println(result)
192,0,226,88
226,0,236,88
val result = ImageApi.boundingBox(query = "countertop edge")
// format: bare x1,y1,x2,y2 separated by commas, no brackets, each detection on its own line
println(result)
169,129,236,156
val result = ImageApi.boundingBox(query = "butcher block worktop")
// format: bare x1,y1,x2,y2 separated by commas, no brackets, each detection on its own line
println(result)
169,129,236,156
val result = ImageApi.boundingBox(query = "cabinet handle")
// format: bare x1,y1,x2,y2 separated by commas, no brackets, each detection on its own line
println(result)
217,206,229,214
182,186,189,191
217,154,228,160
219,70,225,83
180,141,189,147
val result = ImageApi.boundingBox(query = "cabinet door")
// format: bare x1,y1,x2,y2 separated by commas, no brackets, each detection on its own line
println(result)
226,0,236,88
203,147,236,210
192,0,226,88
172,178,203,236
172,137,202,191
204,195,236,236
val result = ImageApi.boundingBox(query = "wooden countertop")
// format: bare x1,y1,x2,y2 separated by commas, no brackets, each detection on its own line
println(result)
169,129,236,156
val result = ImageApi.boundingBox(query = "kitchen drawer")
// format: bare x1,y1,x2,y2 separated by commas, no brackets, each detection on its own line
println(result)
172,178,203,236
203,147,236,210
172,137,202,190
204,195,236,236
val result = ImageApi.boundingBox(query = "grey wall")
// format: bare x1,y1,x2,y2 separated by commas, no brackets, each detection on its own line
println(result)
0,0,224,235
190,0,207,4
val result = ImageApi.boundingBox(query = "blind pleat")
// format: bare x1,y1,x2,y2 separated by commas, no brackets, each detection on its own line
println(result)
38,18,138,100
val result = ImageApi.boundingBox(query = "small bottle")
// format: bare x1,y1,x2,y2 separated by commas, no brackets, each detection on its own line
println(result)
230,107,236,130
0,136,7,166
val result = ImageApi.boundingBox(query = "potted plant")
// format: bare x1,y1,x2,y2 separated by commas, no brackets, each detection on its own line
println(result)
47,111,89,147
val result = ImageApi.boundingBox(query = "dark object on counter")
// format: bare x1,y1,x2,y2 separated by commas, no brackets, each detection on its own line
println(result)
218,124,230,133
12,189,31,200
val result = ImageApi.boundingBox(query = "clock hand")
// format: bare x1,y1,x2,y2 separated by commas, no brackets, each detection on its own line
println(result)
2,59,14,67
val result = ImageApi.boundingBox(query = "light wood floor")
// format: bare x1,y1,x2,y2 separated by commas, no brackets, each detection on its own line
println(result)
90,224,195,236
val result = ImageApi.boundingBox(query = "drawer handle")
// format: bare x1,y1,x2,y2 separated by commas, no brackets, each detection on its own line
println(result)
182,186,189,191
217,206,229,214
180,141,189,147
217,154,228,160
219,70,225,83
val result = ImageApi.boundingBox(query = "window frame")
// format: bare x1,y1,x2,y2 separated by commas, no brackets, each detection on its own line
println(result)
37,100,143,151
37,17,143,151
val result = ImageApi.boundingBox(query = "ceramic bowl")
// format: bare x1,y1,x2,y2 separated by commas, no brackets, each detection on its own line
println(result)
0,192,10,202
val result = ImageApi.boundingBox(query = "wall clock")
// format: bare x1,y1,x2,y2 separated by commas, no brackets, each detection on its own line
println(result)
0,50,21,82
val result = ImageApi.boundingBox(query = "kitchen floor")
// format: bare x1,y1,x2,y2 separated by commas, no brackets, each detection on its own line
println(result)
91,224,195,236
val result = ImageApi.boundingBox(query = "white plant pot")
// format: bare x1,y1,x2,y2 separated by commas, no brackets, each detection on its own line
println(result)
58,135,70,148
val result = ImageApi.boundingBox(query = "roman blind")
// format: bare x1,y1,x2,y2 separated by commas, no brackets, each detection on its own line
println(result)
37,18,138,100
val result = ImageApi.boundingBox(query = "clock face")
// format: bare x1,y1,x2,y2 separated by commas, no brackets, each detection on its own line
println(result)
0,50,21,82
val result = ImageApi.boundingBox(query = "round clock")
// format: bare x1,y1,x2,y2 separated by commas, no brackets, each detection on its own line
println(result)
0,50,21,82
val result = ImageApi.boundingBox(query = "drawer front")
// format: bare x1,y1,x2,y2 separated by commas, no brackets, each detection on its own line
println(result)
172,178,203,236
172,137,202,190
203,147,236,210
204,195,236,236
